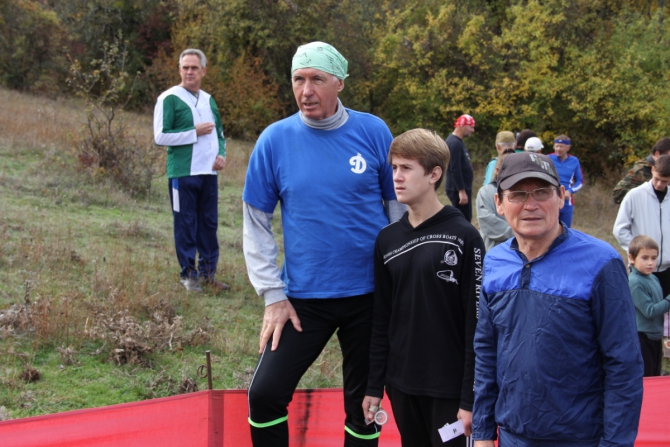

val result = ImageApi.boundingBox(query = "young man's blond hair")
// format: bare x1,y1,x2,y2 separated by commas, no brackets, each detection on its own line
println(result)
389,128,450,190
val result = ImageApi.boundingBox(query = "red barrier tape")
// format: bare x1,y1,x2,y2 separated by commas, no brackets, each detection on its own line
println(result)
0,378,667,446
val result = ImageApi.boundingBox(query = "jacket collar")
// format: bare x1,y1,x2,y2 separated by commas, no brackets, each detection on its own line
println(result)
510,222,569,264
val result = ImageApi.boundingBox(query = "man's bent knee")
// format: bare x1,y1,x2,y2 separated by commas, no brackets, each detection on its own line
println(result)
248,375,293,421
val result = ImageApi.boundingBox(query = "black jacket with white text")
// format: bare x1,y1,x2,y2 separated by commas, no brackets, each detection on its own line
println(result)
366,206,484,410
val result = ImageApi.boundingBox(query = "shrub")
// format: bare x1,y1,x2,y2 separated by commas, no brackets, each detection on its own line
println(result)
85,290,211,366
67,38,164,197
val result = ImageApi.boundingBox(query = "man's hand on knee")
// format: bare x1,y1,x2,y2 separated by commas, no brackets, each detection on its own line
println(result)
260,300,302,353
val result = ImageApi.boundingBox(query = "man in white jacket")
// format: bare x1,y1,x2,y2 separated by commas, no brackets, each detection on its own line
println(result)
153,48,228,293
614,154,670,296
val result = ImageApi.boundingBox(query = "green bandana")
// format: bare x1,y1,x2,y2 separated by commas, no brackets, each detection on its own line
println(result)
291,42,349,79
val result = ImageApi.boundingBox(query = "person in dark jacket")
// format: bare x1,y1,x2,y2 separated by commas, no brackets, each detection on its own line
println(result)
364,128,484,446
514,129,537,152
612,137,670,204
445,115,475,222
472,152,643,447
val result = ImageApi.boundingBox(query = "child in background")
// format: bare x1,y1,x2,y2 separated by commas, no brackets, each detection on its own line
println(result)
628,235,670,376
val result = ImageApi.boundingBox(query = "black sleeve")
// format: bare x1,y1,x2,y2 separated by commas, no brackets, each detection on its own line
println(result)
458,232,485,411
447,138,467,191
366,238,393,398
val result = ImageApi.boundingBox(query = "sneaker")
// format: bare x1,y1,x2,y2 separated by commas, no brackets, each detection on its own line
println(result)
203,277,230,292
180,277,203,292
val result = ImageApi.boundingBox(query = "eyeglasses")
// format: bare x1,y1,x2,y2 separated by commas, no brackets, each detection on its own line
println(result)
504,187,556,203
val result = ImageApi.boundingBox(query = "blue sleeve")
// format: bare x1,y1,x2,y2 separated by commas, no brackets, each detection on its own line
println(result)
591,258,643,447
472,286,499,441
377,126,396,201
483,159,497,186
242,130,280,213
570,158,583,193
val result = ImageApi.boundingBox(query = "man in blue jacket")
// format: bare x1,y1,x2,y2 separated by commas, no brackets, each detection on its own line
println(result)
472,152,643,447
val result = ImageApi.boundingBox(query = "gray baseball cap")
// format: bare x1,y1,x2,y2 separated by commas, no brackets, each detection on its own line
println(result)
497,152,560,190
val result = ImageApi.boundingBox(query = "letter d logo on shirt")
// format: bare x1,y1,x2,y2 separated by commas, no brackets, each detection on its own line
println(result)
350,153,367,174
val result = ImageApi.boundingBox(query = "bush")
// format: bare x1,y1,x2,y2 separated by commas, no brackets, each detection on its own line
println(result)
67,38,164,197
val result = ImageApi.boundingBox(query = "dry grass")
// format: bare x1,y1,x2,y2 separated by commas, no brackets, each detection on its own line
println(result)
0,89,84,151
0,86,271,419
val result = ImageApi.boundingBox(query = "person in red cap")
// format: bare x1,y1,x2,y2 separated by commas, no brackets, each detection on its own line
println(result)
445,114,475,221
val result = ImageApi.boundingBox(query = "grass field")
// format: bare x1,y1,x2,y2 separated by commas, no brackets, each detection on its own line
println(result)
0,88,343,419
0,87,666,420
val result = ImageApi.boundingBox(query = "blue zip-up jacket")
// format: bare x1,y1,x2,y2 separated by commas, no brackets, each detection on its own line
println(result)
473,225,643,446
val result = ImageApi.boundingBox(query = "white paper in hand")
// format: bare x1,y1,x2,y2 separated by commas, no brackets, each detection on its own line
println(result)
438,419,464,443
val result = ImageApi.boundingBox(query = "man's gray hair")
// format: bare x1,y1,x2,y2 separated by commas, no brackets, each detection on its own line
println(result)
179,49,207,68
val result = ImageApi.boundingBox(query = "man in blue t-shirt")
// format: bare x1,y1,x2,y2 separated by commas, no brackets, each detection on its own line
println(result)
548,135,583,227
242,42,403,447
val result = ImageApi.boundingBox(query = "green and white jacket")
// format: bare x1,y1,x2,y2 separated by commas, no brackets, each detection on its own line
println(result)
153,86,226,179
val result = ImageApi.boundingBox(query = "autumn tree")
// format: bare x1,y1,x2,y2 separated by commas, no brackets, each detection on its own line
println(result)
0,0,68,93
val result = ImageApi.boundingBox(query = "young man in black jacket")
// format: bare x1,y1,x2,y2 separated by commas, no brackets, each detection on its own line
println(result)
363,128,485,446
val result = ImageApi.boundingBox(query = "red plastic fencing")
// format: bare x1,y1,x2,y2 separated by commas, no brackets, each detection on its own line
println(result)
0,378,667,446
637,377,670,446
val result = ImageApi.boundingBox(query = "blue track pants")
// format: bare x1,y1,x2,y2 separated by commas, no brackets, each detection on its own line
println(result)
168,176,219,279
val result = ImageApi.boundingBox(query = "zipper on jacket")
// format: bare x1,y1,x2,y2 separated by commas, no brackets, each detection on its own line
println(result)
659,200,663,272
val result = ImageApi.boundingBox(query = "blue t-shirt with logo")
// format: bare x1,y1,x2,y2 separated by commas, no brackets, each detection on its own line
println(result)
243,110,396,299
